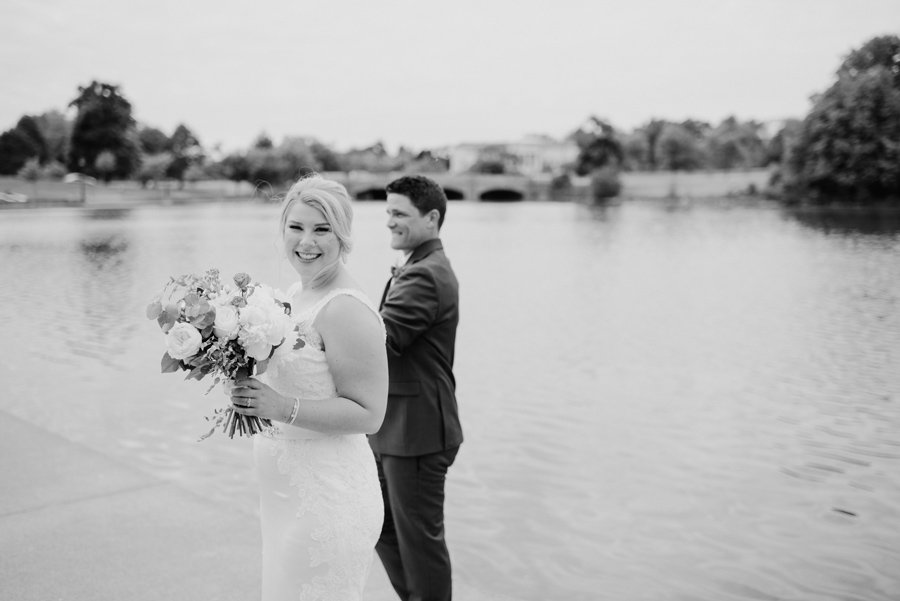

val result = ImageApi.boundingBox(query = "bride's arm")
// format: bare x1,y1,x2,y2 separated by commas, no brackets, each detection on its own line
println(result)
231,296,388,435
289,295,388,435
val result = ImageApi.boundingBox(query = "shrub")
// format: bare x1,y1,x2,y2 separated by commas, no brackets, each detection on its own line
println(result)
590,166,622,200
41,161,68,180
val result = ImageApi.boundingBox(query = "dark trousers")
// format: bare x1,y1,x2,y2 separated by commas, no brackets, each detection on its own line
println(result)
375,446,460,601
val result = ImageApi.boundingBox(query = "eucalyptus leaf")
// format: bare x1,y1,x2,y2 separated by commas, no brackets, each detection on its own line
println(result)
256,359,269,375
146,300,162,320
185,364,210,381
161,352,181,373
157,309,176,330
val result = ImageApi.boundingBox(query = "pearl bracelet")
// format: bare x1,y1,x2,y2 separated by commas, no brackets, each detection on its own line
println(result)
288,397,300,425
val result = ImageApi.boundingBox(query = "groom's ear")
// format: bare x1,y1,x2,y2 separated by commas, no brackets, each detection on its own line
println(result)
426,209,440,228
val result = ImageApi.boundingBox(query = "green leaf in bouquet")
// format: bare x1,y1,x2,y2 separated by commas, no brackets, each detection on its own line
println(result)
157,307,177,332
185,353,209,367
146,300,162,320
185,363,212,381
161,352,181,373
190,311,213,328
256,358,269,375
200,324,214,340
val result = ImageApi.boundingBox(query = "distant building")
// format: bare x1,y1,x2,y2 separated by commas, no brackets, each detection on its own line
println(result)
443,135,578,176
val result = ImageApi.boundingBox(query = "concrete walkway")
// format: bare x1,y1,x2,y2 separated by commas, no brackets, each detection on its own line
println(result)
0,411,397,601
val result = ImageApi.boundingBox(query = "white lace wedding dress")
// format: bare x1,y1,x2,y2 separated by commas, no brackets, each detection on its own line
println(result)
255,287,384,601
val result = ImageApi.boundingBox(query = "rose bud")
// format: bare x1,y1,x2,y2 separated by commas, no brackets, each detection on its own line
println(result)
233,273,251,289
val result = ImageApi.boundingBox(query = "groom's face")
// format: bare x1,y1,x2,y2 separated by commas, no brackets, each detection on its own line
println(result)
386,193,435,252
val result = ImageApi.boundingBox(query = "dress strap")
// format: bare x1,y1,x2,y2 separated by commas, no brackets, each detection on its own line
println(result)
286,281,303,298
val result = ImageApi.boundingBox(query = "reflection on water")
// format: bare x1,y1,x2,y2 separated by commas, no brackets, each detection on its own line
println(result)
1,200,898,601
788,207,900,236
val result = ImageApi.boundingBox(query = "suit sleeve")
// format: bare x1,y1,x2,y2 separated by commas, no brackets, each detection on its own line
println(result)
381,266,438,357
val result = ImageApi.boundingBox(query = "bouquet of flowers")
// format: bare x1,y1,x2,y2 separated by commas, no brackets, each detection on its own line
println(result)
146,269,303,440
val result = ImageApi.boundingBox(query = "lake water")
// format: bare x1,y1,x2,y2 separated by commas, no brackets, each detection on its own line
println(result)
1,198,899,601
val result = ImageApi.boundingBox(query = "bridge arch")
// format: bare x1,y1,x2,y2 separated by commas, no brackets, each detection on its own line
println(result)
443,187,465,200
479,188,525,202
355,188,386,201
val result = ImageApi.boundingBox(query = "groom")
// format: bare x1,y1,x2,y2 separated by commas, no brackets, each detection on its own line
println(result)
370,175,463,601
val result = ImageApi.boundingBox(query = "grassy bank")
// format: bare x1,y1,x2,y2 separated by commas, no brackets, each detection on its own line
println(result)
617,169,770,199
0,178,259,208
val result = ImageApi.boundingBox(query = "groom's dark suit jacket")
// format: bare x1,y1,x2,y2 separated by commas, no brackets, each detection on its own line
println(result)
370,238,463,457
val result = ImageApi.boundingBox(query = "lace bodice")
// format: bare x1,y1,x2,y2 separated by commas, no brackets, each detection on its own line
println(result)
259,286,385,440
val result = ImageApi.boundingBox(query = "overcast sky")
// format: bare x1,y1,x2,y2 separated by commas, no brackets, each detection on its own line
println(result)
2,0,895,152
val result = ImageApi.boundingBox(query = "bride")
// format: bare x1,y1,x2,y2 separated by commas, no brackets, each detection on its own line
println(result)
229,174,388,600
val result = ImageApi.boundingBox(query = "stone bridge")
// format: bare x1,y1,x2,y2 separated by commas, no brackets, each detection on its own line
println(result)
321,171,550,201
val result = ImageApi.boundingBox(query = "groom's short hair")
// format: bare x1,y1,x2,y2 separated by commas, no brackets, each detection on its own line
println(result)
386,175,447,229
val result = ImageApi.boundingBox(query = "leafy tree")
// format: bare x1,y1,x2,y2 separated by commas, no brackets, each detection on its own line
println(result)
789,35,900,203
94,150,118,182
14,116,49,164
166,124,204,184
0,126,41,174
68,81,139,179
138,126,172,155
253,133,274,149
183,163,205,184
620,131,650,171
837,35,900,86
406,150,449,173
656,123,705,171
572,116,623,176
34,111,72,164
18,157,42,180
310,141,342,171
639,119,667,170
247,148,290,184
41,161,68,180
18,158,42,198
764,119,802,166
680,119,712,139
339,142,404,173
137,153,173,187
220,153,252,183
277,136,319,178
705,117,766,170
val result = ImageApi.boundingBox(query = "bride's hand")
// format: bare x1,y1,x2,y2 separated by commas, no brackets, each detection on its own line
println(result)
230,377,291,423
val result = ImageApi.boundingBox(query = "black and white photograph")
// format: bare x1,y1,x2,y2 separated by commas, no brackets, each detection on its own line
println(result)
1,1,898,600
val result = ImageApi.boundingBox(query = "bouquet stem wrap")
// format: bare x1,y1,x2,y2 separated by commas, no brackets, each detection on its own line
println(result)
221,360,272,438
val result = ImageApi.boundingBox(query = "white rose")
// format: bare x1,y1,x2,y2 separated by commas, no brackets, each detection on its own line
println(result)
213,305,240,340
264,307,292,345
165,322,203,360
238,305,273,360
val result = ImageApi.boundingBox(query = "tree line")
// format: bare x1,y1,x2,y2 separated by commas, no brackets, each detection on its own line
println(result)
1,35,897,204
571,35,900,204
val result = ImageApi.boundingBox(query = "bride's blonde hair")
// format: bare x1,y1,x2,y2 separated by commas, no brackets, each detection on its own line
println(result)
278,173,354,288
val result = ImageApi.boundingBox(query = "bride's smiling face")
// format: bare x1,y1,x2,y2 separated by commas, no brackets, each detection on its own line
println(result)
283,201,340,278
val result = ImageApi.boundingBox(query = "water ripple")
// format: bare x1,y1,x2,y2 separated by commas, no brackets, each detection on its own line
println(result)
2,202,899,600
